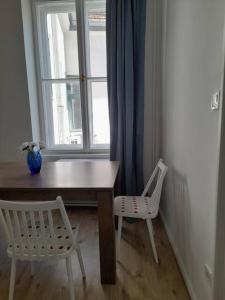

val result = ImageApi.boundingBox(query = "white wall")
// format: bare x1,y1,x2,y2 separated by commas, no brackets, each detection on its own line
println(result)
0,0,32,161
160,1,225,299
21,0,40,143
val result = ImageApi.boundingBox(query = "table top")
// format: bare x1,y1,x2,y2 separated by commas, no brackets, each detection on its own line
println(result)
0,161,120,190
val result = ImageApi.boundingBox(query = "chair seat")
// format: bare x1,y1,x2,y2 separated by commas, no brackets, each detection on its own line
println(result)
7,224,78,260
114,196,155,219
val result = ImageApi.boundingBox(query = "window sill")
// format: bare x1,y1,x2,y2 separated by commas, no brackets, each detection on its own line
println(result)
42,150,110,161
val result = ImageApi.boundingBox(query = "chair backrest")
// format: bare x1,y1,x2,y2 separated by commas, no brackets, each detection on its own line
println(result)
142,159,168,217
0,196,75,259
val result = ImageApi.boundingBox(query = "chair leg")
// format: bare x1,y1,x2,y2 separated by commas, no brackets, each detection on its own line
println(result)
146,219,159,264
66,257,75,300
76,245,86,279
117,216,123,258
9,258,16,300
31,262,35,276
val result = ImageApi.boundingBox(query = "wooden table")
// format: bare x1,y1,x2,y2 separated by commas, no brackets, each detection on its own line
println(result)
0,160,119,284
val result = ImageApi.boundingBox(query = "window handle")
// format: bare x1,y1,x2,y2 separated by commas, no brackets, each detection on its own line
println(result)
80,74,86,81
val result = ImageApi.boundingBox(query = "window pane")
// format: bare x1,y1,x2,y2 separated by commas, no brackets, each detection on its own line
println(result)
85,0,107,77
44,81,83,146
88,81,110,147
40,5,79,79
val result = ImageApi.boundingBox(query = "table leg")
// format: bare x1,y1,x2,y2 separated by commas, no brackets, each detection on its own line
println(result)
97,191,116,284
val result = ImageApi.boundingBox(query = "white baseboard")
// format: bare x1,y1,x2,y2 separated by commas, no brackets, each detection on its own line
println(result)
159,209,198,300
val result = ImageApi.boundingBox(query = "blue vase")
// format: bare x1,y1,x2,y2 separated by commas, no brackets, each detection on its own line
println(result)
27,150,42,175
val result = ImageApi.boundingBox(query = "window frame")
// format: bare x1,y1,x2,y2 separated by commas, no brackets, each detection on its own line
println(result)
32,0,109,154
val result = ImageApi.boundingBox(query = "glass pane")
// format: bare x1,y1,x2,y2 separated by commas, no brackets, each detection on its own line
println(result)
41,6,79,79
44,81,83,146
88,81,110,147
85,0,107,77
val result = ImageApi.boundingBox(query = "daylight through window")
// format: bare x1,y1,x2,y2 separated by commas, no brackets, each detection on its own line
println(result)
36,0,109,151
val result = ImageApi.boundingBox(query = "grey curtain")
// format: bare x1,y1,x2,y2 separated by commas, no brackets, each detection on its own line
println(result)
106,0,146,195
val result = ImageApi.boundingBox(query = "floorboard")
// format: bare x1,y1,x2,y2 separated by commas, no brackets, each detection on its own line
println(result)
0,207,190,300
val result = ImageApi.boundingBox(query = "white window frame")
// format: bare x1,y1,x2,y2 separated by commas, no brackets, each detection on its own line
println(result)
32,0,109,154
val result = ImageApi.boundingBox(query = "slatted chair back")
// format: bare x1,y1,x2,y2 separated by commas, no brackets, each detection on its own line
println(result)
142,159,168,217
0,196,75,260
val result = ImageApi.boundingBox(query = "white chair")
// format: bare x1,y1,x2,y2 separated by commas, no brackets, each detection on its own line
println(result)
0,196,85,300
114,159,168,263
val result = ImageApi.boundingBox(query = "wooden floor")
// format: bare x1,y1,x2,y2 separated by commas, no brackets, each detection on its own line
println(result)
0,207,190,300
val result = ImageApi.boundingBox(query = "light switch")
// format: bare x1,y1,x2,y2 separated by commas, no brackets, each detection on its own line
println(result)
204,264,213,285
211,91,220,111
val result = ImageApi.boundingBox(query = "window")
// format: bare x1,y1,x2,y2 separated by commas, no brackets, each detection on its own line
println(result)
35,0,109,152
